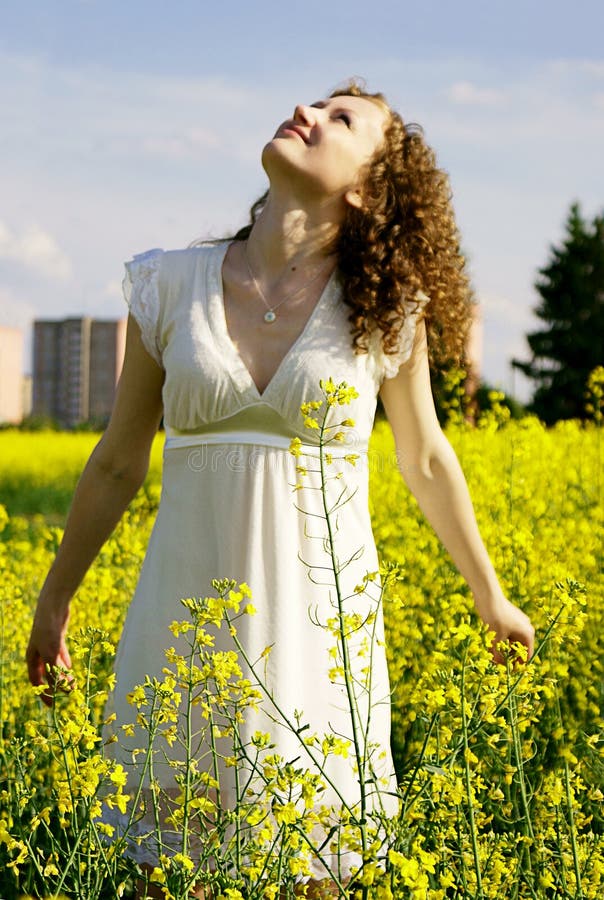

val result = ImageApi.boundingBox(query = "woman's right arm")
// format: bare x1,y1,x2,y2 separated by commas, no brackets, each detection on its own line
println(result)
26,313,165,704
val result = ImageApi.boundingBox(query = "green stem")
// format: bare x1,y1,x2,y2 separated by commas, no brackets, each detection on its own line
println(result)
398,712,438,822
318,413,368,856
505,652,536,898
555,807,569,895
457,602,564,754
180,624,198,866
224,611,351,812
136,689,168,867
556,691,584,899
52,696,84,896
460,640,483,899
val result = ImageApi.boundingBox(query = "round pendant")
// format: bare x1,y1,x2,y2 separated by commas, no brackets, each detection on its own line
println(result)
264,310,277,324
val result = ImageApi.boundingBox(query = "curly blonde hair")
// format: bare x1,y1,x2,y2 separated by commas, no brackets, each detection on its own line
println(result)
228,80,474,371
330,81,474,371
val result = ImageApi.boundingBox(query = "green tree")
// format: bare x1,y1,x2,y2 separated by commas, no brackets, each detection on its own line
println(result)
512,202,604,423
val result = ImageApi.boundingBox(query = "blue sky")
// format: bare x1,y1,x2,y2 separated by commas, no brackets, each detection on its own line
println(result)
1,0,603,400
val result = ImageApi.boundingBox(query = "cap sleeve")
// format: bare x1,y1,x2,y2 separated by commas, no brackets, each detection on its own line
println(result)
373,290,431,382
122,248,164,366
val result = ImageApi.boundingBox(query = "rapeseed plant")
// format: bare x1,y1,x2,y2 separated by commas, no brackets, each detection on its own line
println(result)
0,368,602,897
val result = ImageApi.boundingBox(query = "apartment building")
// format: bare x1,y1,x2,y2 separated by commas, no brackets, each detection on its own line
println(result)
32,317,126,428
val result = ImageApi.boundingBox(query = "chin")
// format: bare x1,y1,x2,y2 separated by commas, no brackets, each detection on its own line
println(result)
261,138,298,179
261,138,280,172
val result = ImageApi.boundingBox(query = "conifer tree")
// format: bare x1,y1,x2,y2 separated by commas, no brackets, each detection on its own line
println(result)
512,202,604,423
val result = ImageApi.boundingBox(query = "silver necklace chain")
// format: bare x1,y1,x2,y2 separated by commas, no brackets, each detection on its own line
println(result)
243,241,331,324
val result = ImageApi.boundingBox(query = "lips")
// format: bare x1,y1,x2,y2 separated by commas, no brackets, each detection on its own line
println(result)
279,123,309,144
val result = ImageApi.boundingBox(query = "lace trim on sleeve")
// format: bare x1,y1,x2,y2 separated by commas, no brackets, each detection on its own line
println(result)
374,289,431,382
122,248,164,366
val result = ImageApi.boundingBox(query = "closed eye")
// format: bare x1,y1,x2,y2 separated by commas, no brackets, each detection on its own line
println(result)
310,100,353,128
335,112,352,127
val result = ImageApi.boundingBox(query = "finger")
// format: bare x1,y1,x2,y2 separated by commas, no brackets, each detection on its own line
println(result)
30,657,63,707
488,637,505,666
59,643,72,670
47,661,76,701
40,686,55,708
26,650,46,689
29,659,56,708
38,667,61,708
56,642,75,687
491,635,522,668
513,630,533,660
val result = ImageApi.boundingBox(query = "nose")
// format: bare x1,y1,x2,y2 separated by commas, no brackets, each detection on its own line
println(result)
293,104,317,125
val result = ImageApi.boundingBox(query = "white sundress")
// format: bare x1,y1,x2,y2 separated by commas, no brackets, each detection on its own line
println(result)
103,240,429,881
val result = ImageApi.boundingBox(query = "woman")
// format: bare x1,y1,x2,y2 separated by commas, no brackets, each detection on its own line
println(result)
26,81,534,898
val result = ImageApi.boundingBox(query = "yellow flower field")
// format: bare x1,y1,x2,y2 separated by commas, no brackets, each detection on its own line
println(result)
0,379,602,899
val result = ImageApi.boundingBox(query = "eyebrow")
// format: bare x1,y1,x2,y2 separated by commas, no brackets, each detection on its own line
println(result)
311,100,354,110
311,99,357,121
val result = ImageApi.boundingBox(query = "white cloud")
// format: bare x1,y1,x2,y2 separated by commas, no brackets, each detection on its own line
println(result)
153,76,255,107
445,80,506,106
141,126,221,161
0,221,73,280
0,51,263,165
580,60,604,78
548,58,604,78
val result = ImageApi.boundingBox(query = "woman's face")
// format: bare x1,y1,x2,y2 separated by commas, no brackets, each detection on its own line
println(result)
263,94,389,208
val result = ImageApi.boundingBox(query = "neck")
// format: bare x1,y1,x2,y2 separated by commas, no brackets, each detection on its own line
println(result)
245,190,341,284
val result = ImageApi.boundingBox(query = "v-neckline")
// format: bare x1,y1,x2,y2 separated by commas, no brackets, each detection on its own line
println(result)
213,241,338,401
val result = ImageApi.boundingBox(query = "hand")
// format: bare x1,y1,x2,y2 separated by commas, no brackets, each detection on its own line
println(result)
26,602,72,707
475,595,535,667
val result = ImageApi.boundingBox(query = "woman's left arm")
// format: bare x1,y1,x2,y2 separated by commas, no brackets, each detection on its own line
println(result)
379,318,535,665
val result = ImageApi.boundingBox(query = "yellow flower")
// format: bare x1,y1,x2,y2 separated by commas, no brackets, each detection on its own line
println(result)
43,859,60,877
319,377,336,393
105,791,129,814
272,801,298,825
503,765,516,785
246,805,267,826
300,400,323,414
173,852,194,872
549,777,565,806
126,685,147,708
109,764,128,788
251,730,272,748
169,620,194,636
